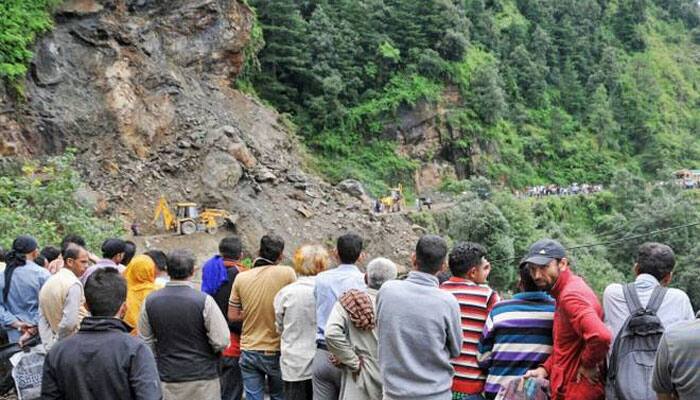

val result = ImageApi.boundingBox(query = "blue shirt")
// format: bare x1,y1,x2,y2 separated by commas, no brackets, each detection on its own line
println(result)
0,260,51,342
314,264,364,343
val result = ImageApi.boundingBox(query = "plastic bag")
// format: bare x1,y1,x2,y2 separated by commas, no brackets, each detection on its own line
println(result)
495,377,550,400
10,348,45,400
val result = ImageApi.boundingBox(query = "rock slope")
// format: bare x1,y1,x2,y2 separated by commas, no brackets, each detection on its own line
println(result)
0,0,420,265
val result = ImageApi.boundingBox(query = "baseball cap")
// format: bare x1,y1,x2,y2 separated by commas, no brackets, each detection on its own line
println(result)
520,239,566,267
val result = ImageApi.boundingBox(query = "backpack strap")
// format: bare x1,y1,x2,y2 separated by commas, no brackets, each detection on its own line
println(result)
645,286,668,314
622,282,644,315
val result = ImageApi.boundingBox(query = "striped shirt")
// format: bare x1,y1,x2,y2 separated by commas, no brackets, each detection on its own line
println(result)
477,291,555,399
440,277,499,394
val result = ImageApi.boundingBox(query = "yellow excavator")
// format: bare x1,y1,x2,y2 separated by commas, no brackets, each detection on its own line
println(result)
153,197,237,235
379,183,406,213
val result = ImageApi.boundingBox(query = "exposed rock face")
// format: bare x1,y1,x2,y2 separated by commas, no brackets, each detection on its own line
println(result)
0,0,421,264
388,86,492,188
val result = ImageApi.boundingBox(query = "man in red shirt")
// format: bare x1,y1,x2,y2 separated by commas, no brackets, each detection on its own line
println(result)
523,239,611,400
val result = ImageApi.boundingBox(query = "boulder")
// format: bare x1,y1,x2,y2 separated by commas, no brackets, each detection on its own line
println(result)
337,179,366,199
0,140,18,156
200,151,242,191
32,39,63,86
74,186,102,211
254,167,276,183
228,142,257,169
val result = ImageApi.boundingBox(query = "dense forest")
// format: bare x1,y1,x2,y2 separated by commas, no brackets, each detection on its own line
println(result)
242,0,700,301
243,0,700,193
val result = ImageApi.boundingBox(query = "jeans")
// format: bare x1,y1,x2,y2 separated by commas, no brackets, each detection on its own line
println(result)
220,357,243,400
239,350,284,400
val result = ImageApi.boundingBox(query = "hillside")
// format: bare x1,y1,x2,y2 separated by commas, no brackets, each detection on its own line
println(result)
0,0,421,266
246,0,700,194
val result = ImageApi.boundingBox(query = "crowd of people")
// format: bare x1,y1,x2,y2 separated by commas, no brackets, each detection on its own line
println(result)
519,183,604,198
0,230,697,400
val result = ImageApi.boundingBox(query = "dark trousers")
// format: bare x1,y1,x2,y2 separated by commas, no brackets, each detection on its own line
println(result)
312,348,341,400
221,356,243,400
284,379,313,400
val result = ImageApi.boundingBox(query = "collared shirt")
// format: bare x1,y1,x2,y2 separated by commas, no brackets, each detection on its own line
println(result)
440,277,499,394
274,276,317,381
377,271,462,400
314,264,365,343
603,273,695,348
0,260,51,342
138,281,230,354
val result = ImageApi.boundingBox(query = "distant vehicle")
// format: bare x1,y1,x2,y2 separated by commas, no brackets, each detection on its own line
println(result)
380,184,405,213
417,197,433,211
153,196,237,235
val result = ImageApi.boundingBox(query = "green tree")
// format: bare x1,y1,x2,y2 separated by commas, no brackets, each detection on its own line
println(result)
559,58,585,115
614,0,648,50
587,85,620,150
251,0,310,112
0,0,61,80
439,194,518,290
507,45,547,106
465,0,498,48
468,63,507,124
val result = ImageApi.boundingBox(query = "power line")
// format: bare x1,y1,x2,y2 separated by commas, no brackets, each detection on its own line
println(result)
492,221,700,265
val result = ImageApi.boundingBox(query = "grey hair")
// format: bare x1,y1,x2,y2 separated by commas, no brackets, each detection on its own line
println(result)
366,257,398,289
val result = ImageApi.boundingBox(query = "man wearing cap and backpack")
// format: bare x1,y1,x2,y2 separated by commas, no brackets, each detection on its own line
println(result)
603,242,694,400
523,239,611,400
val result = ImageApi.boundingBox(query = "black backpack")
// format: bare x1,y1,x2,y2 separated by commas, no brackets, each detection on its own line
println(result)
606,283,667,400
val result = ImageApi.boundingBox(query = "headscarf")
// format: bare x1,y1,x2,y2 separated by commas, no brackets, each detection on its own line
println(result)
339,289,375,330
201,255,228,296
124,255,157,333
4,235,38,302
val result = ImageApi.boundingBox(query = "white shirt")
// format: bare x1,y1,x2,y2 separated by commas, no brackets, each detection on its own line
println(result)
274,276,317,381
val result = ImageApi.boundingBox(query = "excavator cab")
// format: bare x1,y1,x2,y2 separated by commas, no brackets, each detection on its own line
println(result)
176,203,199,219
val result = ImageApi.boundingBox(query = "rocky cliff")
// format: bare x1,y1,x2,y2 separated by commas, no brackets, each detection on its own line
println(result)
0,0,420,265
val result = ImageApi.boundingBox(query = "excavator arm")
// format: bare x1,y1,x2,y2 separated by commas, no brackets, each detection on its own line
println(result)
153,197,175,231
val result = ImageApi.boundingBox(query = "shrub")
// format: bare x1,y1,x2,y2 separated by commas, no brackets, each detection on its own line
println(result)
0,151,124,251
